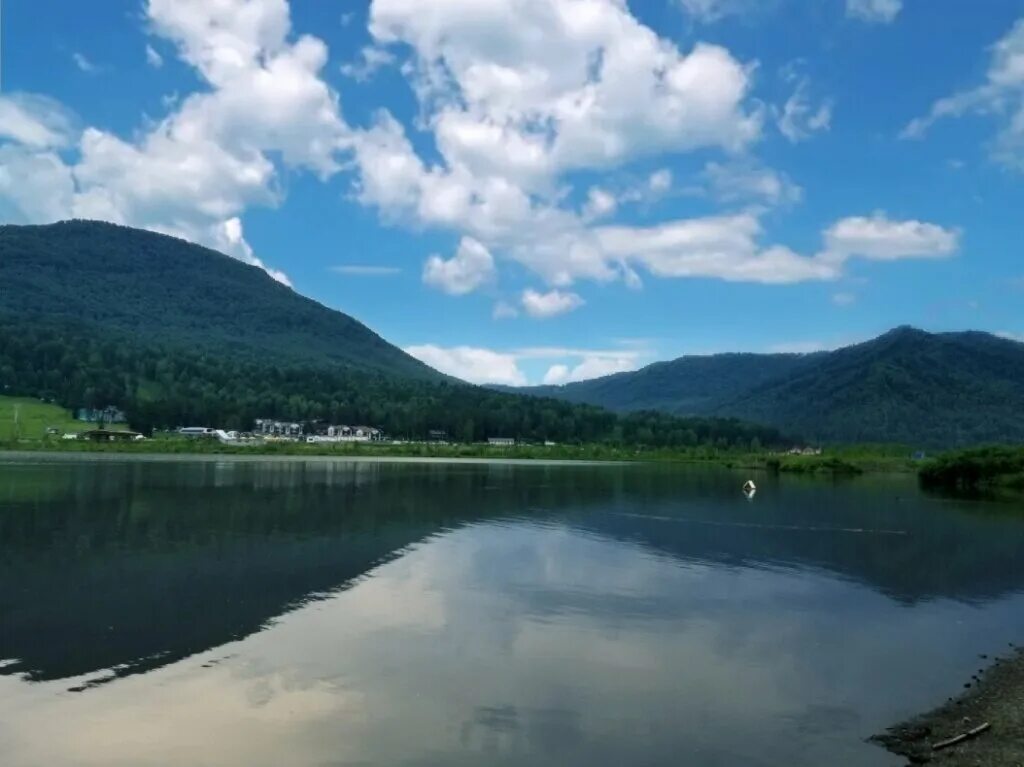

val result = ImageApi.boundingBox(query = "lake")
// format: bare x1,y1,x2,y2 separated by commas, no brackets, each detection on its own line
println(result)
2,455,1024,766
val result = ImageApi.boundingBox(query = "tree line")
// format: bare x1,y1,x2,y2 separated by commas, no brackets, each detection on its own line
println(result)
0,319,787,450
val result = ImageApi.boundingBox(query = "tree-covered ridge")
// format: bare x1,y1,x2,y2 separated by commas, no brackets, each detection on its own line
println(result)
521,328,1024,447
525,352,820,412
0,220,438,380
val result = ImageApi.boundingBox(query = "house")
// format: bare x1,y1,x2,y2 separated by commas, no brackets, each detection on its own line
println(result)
428,429,448,442
305,425,384,443
253,419,303,438
76,405,127,424
488,437,515,446
787,446,822,456
352,426,384,441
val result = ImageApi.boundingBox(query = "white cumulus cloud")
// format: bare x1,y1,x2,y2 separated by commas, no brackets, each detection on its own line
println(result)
596,214,838,283
823,213,960,261
423,237,496,295
584,187,617,219
521,288,585,318
403,345,527,385
543,355,637,384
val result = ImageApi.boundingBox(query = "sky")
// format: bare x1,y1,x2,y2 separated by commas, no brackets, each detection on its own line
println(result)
1,0,1023,386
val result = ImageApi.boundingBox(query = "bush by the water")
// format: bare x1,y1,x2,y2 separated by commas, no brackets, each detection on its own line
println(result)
918,446,1024,491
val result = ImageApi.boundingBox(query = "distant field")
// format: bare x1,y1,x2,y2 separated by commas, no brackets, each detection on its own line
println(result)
0,396,125,441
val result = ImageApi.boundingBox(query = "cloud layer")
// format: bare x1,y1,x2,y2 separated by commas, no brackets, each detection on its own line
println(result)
903,18,1024,171
0,0,963,311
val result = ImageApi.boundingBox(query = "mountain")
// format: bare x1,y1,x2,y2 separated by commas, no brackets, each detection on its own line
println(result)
521,328,1024,447
0,220,784,450
527,352,822,413
0,220,438,380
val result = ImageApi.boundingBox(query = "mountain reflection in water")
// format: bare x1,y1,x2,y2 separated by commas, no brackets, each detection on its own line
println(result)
2,456,1024,767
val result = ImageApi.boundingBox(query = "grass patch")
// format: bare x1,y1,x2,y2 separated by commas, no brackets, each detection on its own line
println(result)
0,396,128,441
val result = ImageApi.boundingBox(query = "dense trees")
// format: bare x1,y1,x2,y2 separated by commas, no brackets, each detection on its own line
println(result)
0,319,786,449
524,327,1024,448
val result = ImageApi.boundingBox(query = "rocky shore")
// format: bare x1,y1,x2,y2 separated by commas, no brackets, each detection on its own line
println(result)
872,647,1024,765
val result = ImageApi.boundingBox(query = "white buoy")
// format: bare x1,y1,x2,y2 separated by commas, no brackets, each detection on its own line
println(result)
743,480,756,498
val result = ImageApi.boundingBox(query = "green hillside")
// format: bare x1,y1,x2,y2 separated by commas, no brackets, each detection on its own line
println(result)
717,328,1024,446
527,352,819,412
0,221,786,450
521,327,1024,447
0,220,438,380
0,396,105,440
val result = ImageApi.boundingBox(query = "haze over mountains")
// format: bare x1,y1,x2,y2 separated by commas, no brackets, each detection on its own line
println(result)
521,328,1024,446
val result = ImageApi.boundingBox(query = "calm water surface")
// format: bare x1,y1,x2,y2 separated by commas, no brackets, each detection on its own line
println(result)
3,456,1024,766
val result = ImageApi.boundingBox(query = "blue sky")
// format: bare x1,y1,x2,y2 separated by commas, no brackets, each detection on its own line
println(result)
1,0,1023,385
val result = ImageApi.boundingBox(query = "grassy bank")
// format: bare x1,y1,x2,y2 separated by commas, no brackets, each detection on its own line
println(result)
0,397,127,441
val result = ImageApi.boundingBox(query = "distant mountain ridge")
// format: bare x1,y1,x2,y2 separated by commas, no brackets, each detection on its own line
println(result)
520,327,1024,447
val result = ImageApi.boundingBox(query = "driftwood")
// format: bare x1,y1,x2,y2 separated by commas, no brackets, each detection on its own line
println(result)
932,722,991,751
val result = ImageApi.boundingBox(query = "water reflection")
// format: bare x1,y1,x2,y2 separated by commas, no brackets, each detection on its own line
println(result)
2,457,1024,766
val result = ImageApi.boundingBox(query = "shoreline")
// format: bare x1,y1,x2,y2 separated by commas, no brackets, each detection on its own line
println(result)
0,441,918,475
0,449,625,467
872,647,1024,765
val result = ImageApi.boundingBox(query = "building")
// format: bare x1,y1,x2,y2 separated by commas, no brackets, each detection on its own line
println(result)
307,425,384,443
77,405,127,424
253,419,303,438
787,446,822,456
488,437,516,446
428,430,448,442
352,426,383,441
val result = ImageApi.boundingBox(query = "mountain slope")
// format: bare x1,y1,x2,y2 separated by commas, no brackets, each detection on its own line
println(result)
524,328,1024,447
527,352,822,413
0,220,438,380
718,328,1024,446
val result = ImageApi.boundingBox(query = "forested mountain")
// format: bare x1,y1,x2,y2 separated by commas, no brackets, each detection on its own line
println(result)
521,328,1024,447
0,221,783,449
526,352,821,413
1,220,437,379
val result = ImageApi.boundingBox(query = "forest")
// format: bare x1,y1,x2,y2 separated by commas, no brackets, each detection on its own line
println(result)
0,317,787,450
